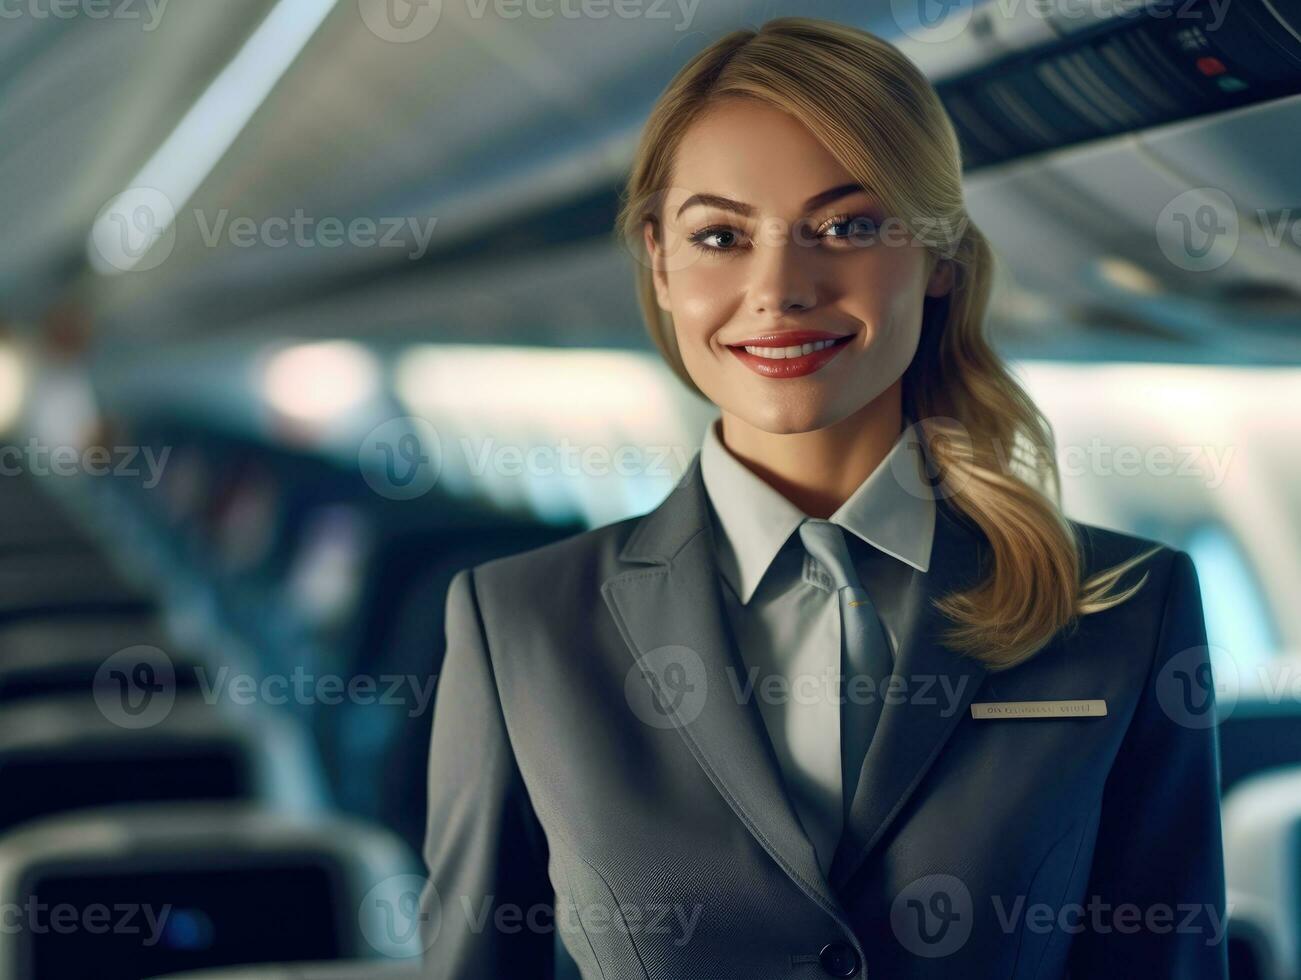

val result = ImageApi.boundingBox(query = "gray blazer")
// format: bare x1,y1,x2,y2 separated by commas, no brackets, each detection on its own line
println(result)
418,451,1227,979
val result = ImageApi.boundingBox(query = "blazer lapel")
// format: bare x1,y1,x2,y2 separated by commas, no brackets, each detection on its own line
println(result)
600,453,851,924
828,496,990,892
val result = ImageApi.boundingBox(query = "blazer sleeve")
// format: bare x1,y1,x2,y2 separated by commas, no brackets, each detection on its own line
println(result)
419,566,555,978
1066,548,1229,978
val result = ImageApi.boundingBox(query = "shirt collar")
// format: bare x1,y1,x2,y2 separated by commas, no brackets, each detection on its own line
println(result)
699,414,936,605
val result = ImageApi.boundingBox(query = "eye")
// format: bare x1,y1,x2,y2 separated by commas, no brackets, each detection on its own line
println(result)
818,213,878,247
686,224,750,256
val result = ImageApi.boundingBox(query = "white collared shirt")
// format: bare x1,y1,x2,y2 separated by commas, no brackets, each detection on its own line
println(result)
698,415,937,877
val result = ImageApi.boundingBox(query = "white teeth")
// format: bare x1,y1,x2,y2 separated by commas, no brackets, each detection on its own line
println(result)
742,338,839,359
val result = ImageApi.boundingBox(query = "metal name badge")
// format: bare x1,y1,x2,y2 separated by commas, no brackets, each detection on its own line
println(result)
970,699,1108,719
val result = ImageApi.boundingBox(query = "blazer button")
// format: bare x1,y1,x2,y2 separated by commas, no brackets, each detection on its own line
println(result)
818,942,861,977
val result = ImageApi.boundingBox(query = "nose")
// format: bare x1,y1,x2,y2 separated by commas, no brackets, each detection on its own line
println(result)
748,233,817,316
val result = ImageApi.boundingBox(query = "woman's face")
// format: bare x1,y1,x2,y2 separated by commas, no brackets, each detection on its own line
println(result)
644,97,953,434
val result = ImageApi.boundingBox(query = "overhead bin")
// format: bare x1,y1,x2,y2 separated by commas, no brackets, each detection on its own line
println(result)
899,0,1301,170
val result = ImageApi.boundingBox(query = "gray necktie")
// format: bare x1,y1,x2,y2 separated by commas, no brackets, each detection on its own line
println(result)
798,519,894,821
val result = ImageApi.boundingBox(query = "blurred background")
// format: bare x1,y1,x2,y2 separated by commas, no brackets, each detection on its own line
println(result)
0,0,1299,977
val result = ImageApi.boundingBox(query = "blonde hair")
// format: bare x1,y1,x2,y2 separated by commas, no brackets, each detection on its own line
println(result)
615,16,1160,671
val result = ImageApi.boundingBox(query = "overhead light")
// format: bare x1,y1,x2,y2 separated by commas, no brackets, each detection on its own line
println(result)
88,0,341,275
259,340,380,428
1094,256,1163,297
392,343,705,526
394,343,681,441
0,340,27,433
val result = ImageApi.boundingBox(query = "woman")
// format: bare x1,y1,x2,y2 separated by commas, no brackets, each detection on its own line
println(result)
418,17,1227,979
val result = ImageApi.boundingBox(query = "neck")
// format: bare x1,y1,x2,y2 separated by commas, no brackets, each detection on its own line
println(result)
717,381,905,520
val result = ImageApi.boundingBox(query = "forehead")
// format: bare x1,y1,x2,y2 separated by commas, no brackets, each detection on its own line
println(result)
670,98,857,210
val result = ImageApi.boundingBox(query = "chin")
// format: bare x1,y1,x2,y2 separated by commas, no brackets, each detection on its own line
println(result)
731,398,842,436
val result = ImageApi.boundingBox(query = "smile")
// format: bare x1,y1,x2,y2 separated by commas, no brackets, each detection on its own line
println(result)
726,334,854,379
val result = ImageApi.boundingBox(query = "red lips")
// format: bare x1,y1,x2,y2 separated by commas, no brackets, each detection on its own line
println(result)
727,333,854,379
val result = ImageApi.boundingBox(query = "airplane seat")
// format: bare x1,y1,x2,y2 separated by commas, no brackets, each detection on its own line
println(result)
0,610,168,656
0,553,155,623
0,530,103,557
1220,766,1301,980
0,695,327,835
1227,909,1276,980
0,616,201,705
1220,712,1301,798
148,963,423,979
0,480,93,552
0,803,422,980
148,911,585,980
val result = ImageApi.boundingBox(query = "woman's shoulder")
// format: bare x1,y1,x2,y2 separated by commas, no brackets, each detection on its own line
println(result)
1067,516,1184,582
1063,518,1205,663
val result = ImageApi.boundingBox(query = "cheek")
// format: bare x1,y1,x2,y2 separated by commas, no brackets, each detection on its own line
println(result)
668,264,740,340
842,250,928,334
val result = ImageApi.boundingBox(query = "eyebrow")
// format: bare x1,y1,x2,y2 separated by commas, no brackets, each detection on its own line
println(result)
673,182,871,220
